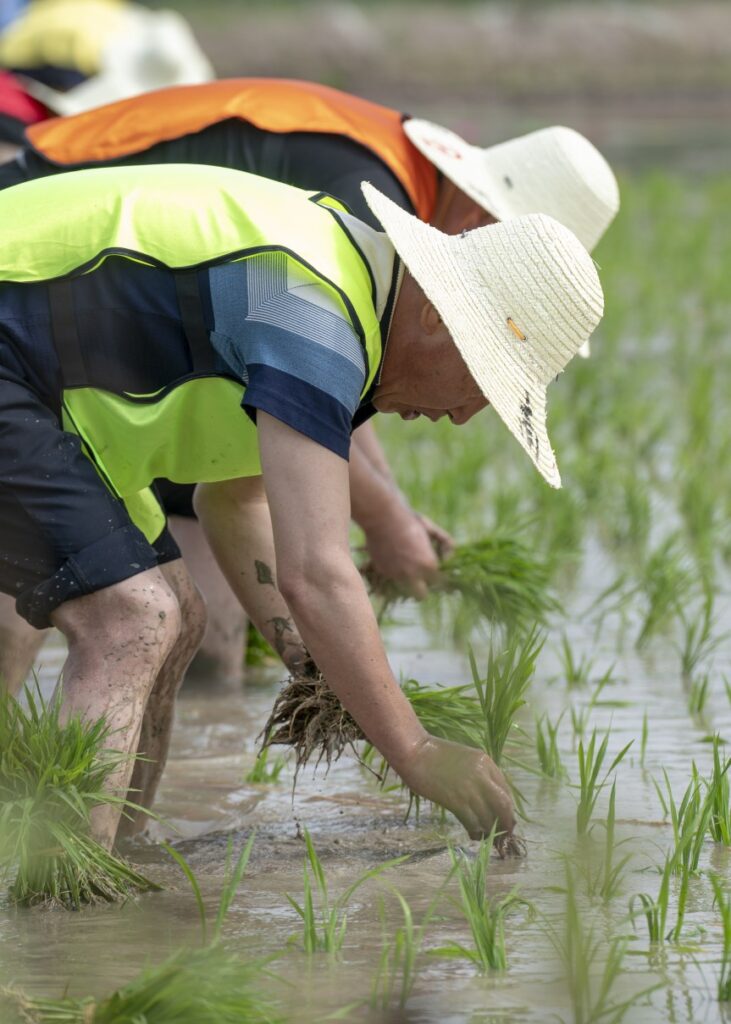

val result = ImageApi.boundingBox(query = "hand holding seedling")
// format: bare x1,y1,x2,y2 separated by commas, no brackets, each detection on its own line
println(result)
401,734,515,841
349,420,453,599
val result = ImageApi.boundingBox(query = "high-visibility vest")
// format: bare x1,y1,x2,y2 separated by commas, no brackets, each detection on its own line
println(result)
27,78,439,220
0,163,386,539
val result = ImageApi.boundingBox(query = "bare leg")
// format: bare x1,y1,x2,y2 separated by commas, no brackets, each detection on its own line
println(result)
50,568,182,850
117,558,206,839
0,592,48,696
168,514,246,685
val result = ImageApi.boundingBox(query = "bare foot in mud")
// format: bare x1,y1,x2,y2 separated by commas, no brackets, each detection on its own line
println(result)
398,735,516,843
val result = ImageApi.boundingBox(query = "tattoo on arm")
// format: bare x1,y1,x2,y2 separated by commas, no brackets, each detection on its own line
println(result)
255,560,276,587
268,616,296,658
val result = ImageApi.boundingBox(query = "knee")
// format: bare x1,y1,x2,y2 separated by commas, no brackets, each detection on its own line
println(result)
53,569,182,672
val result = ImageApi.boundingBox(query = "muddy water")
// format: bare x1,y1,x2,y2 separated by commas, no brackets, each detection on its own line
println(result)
3,554,731,1024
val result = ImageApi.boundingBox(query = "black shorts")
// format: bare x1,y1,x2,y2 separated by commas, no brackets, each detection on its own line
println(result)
154,479,196,519
0,374,180,629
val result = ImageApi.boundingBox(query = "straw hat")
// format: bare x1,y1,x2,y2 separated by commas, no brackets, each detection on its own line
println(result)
26,8,213,116
403,121,617,359
362,182,604,488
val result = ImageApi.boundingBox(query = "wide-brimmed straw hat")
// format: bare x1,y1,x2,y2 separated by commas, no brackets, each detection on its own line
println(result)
403,121,617,359
404,120,619,253
24,9,213,116
362,182,604,488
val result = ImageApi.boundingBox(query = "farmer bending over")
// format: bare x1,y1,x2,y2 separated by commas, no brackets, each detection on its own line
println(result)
0,78,619,686
0,164,603,848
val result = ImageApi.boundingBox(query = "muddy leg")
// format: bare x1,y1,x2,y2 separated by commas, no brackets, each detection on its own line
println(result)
50,568,181,850
168,514,246,685
116,558,206,840
0,592,48,696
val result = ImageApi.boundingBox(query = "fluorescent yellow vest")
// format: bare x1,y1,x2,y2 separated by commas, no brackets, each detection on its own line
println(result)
0,164,385,540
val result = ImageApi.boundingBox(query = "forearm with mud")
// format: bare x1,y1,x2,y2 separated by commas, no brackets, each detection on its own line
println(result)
194,479,309,672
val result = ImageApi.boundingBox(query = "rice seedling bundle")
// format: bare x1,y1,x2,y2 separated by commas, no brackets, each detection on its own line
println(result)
368,533,559,638
1,946,282,1023
0,687,158,908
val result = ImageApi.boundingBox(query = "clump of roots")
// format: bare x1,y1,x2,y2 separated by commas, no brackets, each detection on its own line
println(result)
260,662,365,774
495,832,527,859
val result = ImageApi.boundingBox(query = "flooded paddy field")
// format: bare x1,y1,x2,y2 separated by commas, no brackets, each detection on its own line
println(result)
2,49,731,1024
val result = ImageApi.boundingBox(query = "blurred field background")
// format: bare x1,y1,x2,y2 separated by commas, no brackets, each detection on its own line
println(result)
150,0,731,173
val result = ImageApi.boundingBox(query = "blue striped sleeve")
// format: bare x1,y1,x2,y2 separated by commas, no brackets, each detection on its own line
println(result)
208,253,366,459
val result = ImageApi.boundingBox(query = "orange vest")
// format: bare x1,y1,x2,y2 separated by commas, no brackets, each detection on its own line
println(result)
26,77,438,221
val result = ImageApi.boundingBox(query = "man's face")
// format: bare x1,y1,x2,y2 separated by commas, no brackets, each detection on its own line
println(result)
373,289,489,426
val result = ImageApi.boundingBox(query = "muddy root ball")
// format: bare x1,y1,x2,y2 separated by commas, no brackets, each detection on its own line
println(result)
260,666,365,772
495,832,527,859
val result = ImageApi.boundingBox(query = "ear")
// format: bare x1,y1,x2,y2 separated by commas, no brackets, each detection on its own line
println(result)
419,300,442,335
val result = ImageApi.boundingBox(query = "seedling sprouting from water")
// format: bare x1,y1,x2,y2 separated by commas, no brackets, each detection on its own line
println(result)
635,535,696,650
534,711,567,779
0,685,158,908
574,728,632,837
245,747,288,784
560,633,594,689
676,595,725,682
705,736,731,845
575,782,633,902
370,888,441,1011
433,834,529,971
653,768,711,876
711,873,731,1002
471,625,544,768
286,828,401,956
546,866,662,1023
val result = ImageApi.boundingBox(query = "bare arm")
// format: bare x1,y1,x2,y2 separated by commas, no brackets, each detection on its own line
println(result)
350,421,454,597
194,475,309,673
258,412,514,840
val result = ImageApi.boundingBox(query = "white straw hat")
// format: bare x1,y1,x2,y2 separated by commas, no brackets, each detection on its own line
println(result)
27,8,213,116
362,182,604,487
403,121,617,360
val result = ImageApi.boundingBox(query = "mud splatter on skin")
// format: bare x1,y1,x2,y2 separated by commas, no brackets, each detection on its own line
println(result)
267,615,297,662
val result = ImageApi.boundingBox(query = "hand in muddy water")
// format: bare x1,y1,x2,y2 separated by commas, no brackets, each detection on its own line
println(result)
363,508,446,600
401,735,515,843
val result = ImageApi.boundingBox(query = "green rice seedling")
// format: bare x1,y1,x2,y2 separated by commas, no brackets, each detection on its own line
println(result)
245,746,288,784
471,625,544,768
574,728,632,837
640,710,649,769
534,711,567,780
654,768,711,877
629,852,678,945
677,594,725,681
3,946,283,1024
546,866,661,1023
687,673,711,719
711,873,731,1001
286,828,400,956
401,678,483,749
163,833,255,946
577,783,633,903
560,633,594,689
635,535,696,650
433,835,529,971
704,736,731,845
370,532,559,641
0,686,158,908
369,888,442,1012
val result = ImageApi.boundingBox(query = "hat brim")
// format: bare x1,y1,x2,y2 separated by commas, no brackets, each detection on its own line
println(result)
362,184,558,485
